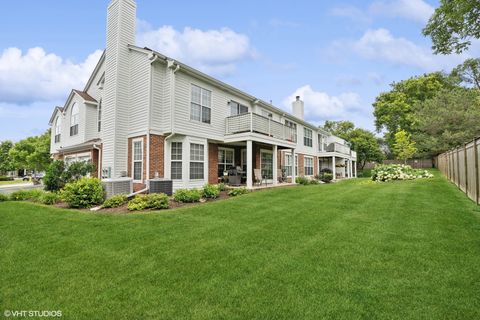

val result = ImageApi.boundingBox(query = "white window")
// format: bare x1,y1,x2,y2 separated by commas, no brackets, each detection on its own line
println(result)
285,120,297,142
132,139,143,182
295,155,298,176
189,143,204,180
284,153,292,176
304,157,314,176
190,85,211,124
218,148,234,177
97,99,102,132
303,128,312,147
230,101,248,116
54,116,61,143
70,103,79,136
171,142,182,180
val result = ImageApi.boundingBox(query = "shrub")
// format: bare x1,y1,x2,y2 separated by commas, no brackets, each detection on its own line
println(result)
39,192,60,205
0,193,9,201
217,183,226,191
43,160,66,191
61,177,104,208
102,194,128,208
295,176,310,185
10,189,44,201
309,178,319,185
203,184,220,199
0,176,14,181
62,161,95,183
320,173,333,183
127,193,169,211
173,189,202,203
371,164,434,182
228,187,249,196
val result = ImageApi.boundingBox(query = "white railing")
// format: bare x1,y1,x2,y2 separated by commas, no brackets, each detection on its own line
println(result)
326,142,351,155
226,113,297,143
351,150,357,159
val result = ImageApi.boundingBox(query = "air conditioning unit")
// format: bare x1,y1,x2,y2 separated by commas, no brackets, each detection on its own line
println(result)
103,177,133,198
148,178,173,196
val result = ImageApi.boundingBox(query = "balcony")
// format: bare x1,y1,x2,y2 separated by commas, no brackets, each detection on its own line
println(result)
326,142,351,155
226,113,296,143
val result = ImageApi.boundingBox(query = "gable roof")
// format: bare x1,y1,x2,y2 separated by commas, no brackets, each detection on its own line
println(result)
72,89,97,103
83,50,106,92
48,106,64,125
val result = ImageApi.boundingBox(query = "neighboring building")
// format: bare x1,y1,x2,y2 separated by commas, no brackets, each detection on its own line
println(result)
49,0,357,194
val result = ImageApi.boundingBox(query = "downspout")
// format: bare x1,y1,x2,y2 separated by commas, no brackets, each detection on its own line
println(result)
93,144,101,178
164,59,180,179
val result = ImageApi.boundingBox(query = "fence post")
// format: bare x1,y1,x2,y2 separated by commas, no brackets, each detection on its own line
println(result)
474,138,479,205
456,147,460,188
464,143,468,195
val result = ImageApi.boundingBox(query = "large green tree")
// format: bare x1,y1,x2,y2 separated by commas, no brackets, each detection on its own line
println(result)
9,130,52,172
323,120,355,140
423,0,480,54
0,140,15,174
393,130,417,164
413,87,480,157
450,58,480,89
372,72,452,148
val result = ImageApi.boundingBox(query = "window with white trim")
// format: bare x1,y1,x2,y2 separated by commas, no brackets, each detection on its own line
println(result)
303,127,313,147
54,116,61,143
171,142,182,180
218,148,234,177
189,143,204,179
284,153,292,176
190,85,211,124
97,99,102,132
132,139,143,181
230,101,248,116
70,103,79,136
304,156,314,176
295,155,298,176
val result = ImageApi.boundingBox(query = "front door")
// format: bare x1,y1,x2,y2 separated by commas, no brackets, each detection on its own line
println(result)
260,150,273,180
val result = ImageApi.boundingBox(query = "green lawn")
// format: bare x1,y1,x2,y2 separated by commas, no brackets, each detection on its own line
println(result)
1,171,480,319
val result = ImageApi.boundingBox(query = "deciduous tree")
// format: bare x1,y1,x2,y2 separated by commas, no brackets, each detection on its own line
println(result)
393,130,417,164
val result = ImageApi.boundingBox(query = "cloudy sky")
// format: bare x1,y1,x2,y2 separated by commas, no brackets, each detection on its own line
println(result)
0,0,478,141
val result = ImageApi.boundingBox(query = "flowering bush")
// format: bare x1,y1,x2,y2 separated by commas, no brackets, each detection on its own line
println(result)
371,164,433,182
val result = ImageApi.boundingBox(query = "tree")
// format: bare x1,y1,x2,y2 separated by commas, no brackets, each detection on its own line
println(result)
9,130,52,172
373,72,452,148
393,130,417,164
450,58,480,89
0,140,14,174
413,87,480,157
423,0,480,54
323,120,355,140
348,128,384,169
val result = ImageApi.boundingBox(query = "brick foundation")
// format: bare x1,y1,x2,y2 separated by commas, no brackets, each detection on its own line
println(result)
149,134,164,179
208,143,219,184
297,153,305,176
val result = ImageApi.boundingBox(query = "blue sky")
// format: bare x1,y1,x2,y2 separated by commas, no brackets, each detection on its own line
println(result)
0,0,477,141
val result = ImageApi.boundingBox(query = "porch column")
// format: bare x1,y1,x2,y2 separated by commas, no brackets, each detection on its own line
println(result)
332,156,336,180
354,161,357,177
291,148,296,184
272,145,278,185
348,160,352,178
246,140,253,189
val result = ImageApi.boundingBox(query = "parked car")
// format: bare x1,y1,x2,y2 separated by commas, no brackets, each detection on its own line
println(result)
22,173,45,181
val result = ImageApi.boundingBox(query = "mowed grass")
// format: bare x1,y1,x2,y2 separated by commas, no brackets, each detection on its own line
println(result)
1,171,480,319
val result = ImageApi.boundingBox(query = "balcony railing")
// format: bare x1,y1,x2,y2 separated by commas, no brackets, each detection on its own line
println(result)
226,113,296,143
326,142,351,155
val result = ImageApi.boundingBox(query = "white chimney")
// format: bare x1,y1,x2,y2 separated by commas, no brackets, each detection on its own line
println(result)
292,96,304,120
102,0,136,178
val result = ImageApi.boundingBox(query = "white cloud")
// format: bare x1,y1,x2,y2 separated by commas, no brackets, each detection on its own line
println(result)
0,47,103,104
283,85,362,121
137,22,255,76
369,0,434,24
346,28,468,71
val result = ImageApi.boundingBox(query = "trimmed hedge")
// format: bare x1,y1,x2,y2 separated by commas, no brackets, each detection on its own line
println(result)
173,189,202,203
61,177,104,208
102,194,128,208
127,193,169,211
202,184,220,199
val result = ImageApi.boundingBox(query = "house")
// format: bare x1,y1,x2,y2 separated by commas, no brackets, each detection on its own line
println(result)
49,0,357,194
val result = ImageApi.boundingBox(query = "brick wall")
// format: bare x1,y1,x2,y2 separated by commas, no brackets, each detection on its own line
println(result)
149,134,164,179
297,153,305,176
313,156,318,176
208,143,218,184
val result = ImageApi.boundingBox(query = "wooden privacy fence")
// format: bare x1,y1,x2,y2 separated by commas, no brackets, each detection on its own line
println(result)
435,138,480,205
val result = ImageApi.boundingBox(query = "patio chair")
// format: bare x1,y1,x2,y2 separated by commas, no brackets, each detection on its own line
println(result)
277,169,285,183
254,169,267,186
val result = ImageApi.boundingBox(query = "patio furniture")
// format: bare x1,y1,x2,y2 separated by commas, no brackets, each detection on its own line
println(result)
228,168,242,186
254,169,267,186
277,169,285,183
